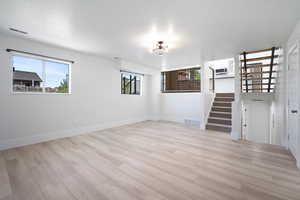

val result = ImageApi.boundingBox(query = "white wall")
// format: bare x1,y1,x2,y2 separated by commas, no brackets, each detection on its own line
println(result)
0,34,155,150
231,56,242,140
272,20,300,148
207,58,235,93
159,61,214,128
160,93,214,128
160,93,202,123
147,72,162,120
242,98,271,144
282,20,300,169
272,48,287,146
215,78,235,93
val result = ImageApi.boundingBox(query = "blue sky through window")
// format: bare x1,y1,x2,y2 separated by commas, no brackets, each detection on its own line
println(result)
45,61,69,88
13,56,69,88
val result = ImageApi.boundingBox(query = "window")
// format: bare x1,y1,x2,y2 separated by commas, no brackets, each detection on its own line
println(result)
12,55,71,94
121,72,141,95
161,67,201,93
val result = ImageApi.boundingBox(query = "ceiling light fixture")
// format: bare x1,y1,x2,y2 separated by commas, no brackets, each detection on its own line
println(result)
9,28,28,35
152,41,168,56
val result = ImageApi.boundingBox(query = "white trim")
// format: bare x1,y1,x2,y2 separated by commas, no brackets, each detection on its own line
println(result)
202,92,216,130
286,40,300,163
0,118,148,151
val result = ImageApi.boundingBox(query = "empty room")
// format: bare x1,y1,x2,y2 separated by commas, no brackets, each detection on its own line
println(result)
1,0,300,199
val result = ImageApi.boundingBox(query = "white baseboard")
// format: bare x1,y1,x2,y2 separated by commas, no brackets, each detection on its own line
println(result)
231,131,241,141
147,115,161,121
160,116,203,128
0,117,147,151
160,116,184,124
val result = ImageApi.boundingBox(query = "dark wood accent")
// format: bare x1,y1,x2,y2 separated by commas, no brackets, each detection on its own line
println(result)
206,124,231,132
241,71,276,75
215,93,235,97
239,47,279,55
243,52,248,92
213,102,232,107
241,55,279,62
161,68,201,93
212,107,232,112
241,63,278,69
209,67,215,92
240,64,243,91
242,77,275,81
243,88,274,91
210,112,232,119
215,97,235,102
206,93,234,133
243,83,275,86
161,90,200,93
268,47,276,92
208,118,232,125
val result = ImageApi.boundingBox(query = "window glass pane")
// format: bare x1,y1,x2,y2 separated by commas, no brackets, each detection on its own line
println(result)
136,76,141,95
161,67,201,93
121,73,131,94
13,56,43,92
12,55,71,94
44,61,69,93
121,72,141,95
193,69,201,80
131,76,136,94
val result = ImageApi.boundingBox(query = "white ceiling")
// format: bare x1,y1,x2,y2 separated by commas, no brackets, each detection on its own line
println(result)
0,0,300,69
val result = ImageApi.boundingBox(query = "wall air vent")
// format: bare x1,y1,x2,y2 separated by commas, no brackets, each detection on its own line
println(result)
9,28,28,35
215,68,228,75
184,119,201,127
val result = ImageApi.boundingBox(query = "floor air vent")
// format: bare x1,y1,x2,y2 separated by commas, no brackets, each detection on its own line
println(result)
184,119,201,127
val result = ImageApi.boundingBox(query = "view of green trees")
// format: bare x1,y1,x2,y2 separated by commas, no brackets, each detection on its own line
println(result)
194,69,201,80
57,78,68,93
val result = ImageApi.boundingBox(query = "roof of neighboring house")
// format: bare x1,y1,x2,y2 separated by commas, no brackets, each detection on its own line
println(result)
13,70,43,82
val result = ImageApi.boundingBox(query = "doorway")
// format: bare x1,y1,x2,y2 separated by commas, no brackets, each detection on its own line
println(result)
287,43,299,160
242,100,270,143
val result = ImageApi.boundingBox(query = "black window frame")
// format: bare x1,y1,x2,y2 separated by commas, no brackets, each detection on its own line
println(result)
121,71,141,95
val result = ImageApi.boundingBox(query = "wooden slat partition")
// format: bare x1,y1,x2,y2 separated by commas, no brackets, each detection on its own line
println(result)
268,47,276,92
243,52,248,92
241,71,276,75
240,55,279,62
241,63,278,69
239,47,279,55
243,83,275,86
243,77,275,81
243,88,274,91
240,47,279,93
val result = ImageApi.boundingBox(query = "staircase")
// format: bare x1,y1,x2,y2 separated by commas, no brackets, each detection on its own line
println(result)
206,93,234,133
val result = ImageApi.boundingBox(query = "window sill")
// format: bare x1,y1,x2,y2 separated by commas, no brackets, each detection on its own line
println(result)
161,90,201,93
12,92,72,95
121,94,142,96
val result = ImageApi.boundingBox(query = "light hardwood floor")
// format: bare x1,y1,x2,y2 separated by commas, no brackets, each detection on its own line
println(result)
0,121,300,200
